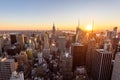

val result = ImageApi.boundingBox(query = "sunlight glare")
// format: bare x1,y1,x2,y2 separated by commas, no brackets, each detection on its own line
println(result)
86,25,93,31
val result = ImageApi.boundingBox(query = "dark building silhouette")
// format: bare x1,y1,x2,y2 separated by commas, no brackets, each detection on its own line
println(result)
52,23,56,34
10,34,17,44
71,43,87,70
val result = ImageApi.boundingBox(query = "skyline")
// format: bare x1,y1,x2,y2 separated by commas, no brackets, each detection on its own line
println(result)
0,0,120,31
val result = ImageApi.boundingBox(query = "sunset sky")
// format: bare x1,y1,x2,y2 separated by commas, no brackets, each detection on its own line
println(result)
0,0,120,31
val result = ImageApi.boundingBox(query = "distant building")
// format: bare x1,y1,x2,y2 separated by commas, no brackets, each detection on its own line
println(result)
17,34,25,49
59,51,73,80
57,36,66,52
106,30,113,39
0,35,3,53
50,42,58,53
26,47,33,60
52,23,56,34
111,52,120,80
10,33,17,44
113,27,118,38
44,32,50,49
92,49,112,80
60,52,72,72
43,48,50,60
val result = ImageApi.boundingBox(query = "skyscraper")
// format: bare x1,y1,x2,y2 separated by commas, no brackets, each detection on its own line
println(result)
57,35,66,52
71,43,87,70
10,33,17,44
43,32,50,59
111,52,120,80
52,23,56,34
0,35,3,53
75,20,81,43
86,39,96,76
17,34,25,49
92,49,112,80
0,59,15,80
44,32,49,49
60,52,73,80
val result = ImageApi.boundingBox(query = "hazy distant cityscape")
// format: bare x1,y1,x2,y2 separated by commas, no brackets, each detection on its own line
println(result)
0,24,120,80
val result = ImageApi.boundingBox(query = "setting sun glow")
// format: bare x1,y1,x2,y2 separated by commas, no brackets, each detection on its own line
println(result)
86,25,93,31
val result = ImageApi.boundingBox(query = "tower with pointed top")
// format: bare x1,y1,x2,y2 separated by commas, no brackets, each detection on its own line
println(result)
44,32,49,49
52,23,56,34
75,20,81,43
76,20,80,34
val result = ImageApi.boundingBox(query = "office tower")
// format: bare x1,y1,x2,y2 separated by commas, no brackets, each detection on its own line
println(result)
75,25,80,43
71,43,87,70
112,27,118,38
92,49,113,80
52,23,56,34
10,33,17,44
24,36,28,44
60,52,72,72
60,52,73,80
75,20,83,43
50,40,58,53
17,34,25,49
0,35,3,53
0,59,15,80
76,20,80,35
29,38,36,50
43,32,50,59
44,32,49,49
111,52,120,80
57,36,66,52
26,47,33,59
103,39,112,52
86,39,96,76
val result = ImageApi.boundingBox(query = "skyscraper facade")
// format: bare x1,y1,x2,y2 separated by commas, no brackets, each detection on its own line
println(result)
92,49,112,80
0,59,15,80
71,43,87,70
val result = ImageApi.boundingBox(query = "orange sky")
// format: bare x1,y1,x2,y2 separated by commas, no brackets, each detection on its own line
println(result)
0,23,119,32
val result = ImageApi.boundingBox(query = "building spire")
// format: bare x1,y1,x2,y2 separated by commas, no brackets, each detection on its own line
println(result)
53,22,55,27
76,19,80,34
92,20,94,33
78,19,80,28
53,22,56,33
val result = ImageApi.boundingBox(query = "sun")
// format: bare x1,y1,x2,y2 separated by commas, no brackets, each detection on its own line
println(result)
86,25,93,31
